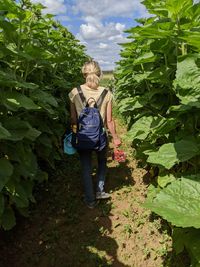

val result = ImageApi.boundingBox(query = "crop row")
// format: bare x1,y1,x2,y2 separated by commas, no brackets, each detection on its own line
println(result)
0,0,87,230
115,0,200,265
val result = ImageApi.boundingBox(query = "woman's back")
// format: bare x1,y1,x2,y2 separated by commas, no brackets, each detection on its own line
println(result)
69,84,113,124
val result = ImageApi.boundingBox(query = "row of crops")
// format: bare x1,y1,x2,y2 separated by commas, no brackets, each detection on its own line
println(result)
0,0,87,230
115,0,200,265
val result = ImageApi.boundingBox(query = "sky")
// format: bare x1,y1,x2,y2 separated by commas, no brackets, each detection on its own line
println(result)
31,0,149,70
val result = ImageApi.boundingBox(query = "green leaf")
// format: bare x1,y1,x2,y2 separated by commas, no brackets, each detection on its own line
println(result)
127,116,154,141
157,173,176,188
2,119,29,141
14,148,38,179
174,55,200,100
30,89,58,107
1,207,16,230
118,97,143,114
25,128,41,141
0,123,11,139
134,52,158,65
0,158,13,191
144,175,200,228
11,184,29,208
1,91,40,111
145,139,200,169
3,118,41,141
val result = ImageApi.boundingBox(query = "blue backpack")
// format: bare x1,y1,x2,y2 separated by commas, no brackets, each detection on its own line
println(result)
72,86,108,151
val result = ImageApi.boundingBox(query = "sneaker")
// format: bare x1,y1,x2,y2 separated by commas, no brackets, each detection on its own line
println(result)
85,201,98,209
96,192,111,200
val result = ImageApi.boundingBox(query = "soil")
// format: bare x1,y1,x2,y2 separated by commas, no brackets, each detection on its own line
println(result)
0,119,187,267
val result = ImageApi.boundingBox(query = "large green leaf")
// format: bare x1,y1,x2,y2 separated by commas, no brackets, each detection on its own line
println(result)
2,118,41,141
1,91,40,111
144,175,200,228
126,116,154,141
30,89,58,107
8,180,35,209
134,52,158,65
118,97,143,114
0,159,13,191
14,146,38,179
174,55,200,99
145,139,200,169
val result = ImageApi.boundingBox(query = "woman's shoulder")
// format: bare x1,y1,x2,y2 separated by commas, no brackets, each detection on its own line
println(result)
98,87,113,103
69,87,78,96
98,86,112,93
68,87,79,103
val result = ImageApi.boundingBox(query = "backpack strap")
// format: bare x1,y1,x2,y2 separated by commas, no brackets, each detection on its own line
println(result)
96,89,108,109
77,85,86,106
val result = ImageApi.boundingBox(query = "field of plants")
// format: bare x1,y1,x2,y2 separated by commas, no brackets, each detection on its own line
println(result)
115,0,200,265
1,0,200,266
0,0,87,230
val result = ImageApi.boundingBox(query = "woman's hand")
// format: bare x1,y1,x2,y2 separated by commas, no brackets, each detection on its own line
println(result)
113,136,121,147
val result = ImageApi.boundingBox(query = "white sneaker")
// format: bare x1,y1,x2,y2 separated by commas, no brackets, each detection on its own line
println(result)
96,192,111,199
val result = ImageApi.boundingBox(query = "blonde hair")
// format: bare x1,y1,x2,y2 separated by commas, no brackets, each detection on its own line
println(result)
82,61,102,89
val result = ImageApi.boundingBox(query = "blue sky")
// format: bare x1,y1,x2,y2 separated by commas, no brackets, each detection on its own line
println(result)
31,0,149,70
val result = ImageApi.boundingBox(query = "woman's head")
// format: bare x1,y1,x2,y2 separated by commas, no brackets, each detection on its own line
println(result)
82,61,102,89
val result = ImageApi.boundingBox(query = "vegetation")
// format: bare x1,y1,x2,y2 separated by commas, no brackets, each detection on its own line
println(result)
0,0,87,230
115,0,200,265
1,0,200,265
100,71,114,88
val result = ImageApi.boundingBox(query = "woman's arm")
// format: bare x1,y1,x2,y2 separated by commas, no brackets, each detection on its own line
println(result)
106,101,121,147
70,101,77,126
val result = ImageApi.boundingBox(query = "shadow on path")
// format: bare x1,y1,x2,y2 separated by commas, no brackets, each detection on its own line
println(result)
0,146,134,267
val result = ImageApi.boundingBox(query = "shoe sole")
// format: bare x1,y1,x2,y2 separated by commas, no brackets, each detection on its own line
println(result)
96,195,111,200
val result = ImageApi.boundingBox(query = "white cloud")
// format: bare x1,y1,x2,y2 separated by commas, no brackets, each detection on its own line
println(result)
98,60,111,65
31,0,67,14
73,0,148,19
99,43,108,49
115,23,126,32
79,19,126,41
108,34,126,43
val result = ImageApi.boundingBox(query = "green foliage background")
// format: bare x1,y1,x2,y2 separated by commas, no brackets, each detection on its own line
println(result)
0,0,88,230
115,0,200,265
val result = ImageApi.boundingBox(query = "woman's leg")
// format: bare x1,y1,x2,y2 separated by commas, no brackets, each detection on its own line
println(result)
79,150,95,204
96,146,107,193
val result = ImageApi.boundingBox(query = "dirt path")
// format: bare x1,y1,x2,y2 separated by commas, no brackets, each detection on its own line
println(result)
0,119,177,267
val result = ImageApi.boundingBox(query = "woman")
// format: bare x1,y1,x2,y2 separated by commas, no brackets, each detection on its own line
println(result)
69,61,121,208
